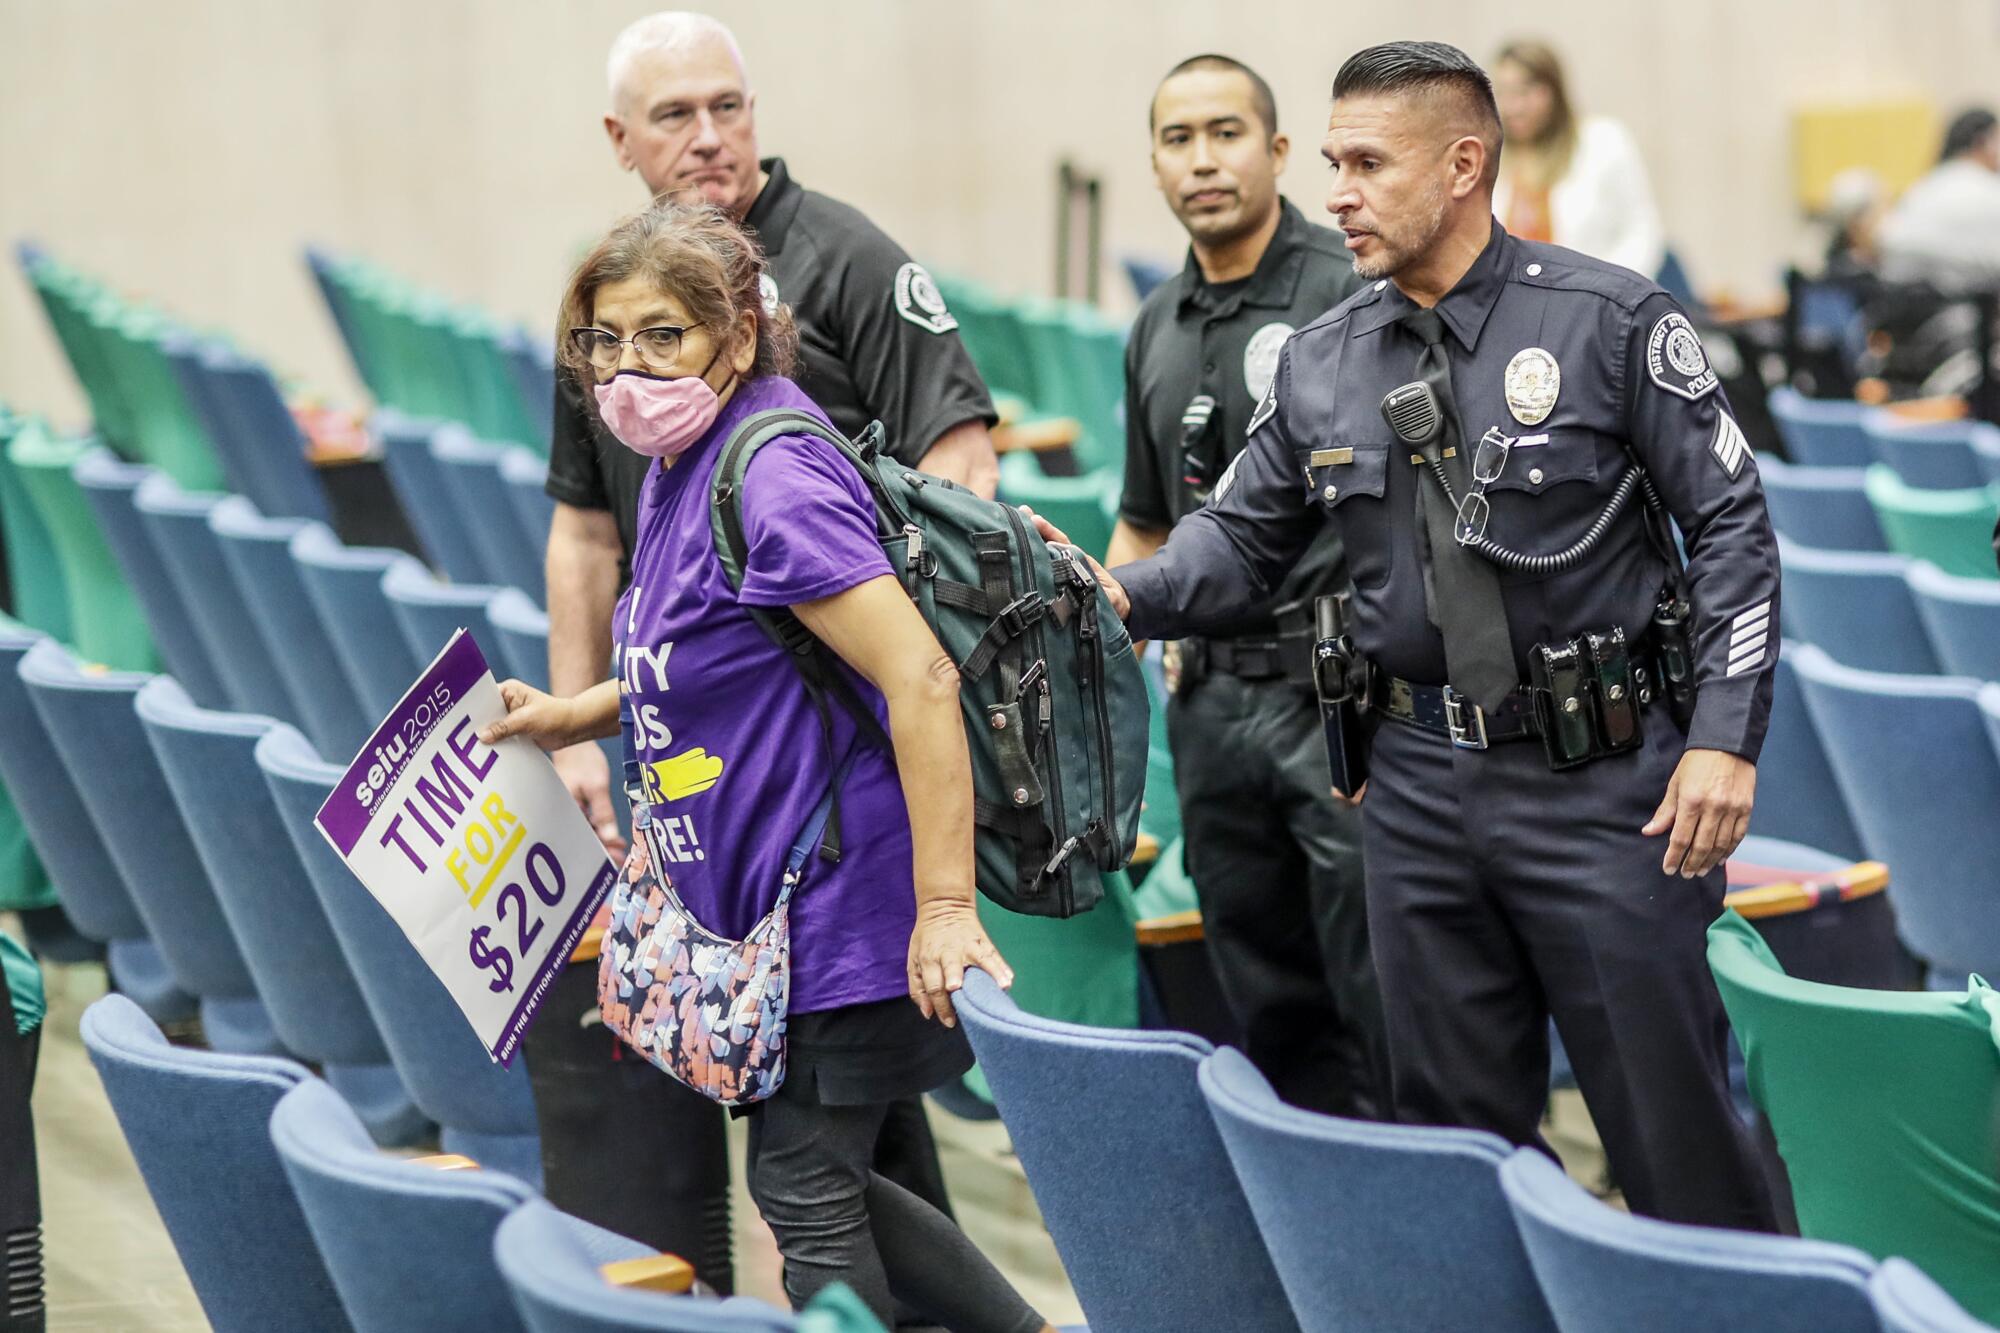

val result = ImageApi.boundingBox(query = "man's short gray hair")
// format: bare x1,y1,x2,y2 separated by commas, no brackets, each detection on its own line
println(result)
606,12,747,108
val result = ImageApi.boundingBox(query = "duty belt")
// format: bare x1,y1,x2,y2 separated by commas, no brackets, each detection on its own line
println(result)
1368,636,1665,762
1199,635,1311,683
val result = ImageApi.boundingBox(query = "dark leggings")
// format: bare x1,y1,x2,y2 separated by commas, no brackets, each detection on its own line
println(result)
746,1092,1044,1333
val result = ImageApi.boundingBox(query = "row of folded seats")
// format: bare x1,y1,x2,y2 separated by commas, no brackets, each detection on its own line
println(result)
82,993,864,1332
1736,387,2000,1002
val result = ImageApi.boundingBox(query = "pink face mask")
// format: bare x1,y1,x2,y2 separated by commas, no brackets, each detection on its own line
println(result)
593,365,730,459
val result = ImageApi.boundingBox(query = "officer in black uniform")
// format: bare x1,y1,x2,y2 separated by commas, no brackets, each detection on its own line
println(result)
531,13,989,1281
1111,54,1383,1116
1059,42,1780,1229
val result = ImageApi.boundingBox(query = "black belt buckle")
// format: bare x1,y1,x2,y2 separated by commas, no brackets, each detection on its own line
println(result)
1529,642,1596,770
1441,686,1489,751
1583,628,1644,757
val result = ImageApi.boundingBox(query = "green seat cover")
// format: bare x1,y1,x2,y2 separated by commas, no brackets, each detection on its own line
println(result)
1865,465,2000,580
1709,908,2000,1321
7,422,155,669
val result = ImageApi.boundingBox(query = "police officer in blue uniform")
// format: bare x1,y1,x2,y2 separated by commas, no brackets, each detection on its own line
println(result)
1054,41,1780,1228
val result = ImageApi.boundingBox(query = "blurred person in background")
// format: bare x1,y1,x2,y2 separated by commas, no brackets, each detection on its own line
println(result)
1878,108,2000,293
1492,39,1666,280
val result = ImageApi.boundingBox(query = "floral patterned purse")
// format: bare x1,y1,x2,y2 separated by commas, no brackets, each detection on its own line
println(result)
595,729,850,1107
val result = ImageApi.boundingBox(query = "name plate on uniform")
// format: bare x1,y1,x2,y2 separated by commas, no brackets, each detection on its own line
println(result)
1310,448,1354,467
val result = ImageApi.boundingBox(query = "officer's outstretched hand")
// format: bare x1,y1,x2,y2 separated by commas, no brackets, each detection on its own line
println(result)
1643,748,1757,879
1018,506,1130,620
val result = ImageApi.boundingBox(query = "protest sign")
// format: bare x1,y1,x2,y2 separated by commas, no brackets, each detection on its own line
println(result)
316,630,615,1065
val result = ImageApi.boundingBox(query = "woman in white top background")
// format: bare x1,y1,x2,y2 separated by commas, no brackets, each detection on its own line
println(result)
1492,39,1668,281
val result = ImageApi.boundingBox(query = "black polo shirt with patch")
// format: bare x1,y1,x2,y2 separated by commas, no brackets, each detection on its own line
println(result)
1119,199,1364,638
545,157,996,577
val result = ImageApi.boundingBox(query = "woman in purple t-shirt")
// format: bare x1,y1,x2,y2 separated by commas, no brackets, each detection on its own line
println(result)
482,202,1051,1332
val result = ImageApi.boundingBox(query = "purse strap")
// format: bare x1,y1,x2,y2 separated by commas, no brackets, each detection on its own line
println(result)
778,748,864,902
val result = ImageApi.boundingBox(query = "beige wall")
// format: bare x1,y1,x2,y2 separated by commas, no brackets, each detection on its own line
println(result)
2,0,1995,427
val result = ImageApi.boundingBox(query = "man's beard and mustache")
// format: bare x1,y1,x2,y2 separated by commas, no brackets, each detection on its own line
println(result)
1350,175,1450,281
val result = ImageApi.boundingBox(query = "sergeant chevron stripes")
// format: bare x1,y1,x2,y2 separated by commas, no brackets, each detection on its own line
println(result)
1711,413,1750,479
1725,601,1770,677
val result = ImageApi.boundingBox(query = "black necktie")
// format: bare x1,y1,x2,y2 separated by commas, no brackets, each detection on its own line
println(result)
1398,308,1517,712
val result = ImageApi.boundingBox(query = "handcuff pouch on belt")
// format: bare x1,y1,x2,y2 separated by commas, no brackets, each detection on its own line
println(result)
1528,627,1645,771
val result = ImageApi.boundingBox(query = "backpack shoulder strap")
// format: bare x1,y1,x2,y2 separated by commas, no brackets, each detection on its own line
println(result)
706,409,896,861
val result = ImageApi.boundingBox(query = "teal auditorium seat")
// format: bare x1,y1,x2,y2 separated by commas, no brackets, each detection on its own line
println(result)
290,524,427,720
432,430,546,601
381,558,507,670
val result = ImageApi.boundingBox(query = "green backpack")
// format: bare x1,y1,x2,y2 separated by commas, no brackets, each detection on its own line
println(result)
710,409,1148,917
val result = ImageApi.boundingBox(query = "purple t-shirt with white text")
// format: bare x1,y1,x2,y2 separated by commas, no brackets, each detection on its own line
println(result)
614,376,910,1015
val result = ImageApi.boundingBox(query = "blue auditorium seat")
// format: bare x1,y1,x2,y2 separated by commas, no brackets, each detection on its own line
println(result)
0,622,192,1024
1974,430,2000,487
134,471,302,721
381,557,506,669
1768,388,1874,468
72,448,230,707
1778,538,1942,674
487,587,551,687
1500,1148,1880,1333
376,410,493,583
1874,1258,2000,1333
1198,1045,1554,1333
496,1198,800,1333
256,725,543,1181
1757,455,1888,552
955,968,1297,1333
209,499,374,762
1792,643,2000,987
433,430,545,600
273,1080,642,1332
1908,560,2000,681
80,993,346,1332
1863,415,1990,492
499,446,557,569
195,345,331,522
21,639,280,1053
498,327,556,451
290,523,427,719
135,684,427,1146
1746,650,1867,860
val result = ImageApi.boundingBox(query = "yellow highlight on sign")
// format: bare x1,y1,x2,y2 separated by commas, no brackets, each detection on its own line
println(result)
446,792,526,909
646,748,726,802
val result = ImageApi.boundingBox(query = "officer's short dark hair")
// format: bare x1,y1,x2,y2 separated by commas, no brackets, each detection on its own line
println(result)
1941,107,1999,163
1331,41,1503,187
1151,54,1280,140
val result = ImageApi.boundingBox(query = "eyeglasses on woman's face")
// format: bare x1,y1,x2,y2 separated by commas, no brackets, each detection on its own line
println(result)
569,323,705,374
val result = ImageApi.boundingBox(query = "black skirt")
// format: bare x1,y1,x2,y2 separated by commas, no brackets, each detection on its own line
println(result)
767,994,973,1108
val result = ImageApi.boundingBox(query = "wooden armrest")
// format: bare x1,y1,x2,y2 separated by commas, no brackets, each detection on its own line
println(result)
601,1253,696,1295
412,1154,480,1171
1723,860,1889,920
1883,395,1969,423
571,924,606,964
1135,908,1205,947
992,417,1082,454
1130,832,1160,867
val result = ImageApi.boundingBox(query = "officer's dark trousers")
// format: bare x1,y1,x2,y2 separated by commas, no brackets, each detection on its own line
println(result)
1361,710,1776,1229
1169,673,1387,1117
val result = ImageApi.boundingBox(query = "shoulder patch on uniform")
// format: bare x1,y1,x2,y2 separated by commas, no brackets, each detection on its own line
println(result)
893,262,957,334
1647,312,1719,400
758,273,781,317
1242,322,1293,398
1710,412,1751,479
1246,374,1279,438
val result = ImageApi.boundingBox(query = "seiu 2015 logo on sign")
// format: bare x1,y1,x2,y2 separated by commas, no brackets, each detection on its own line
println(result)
355,680,457,808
